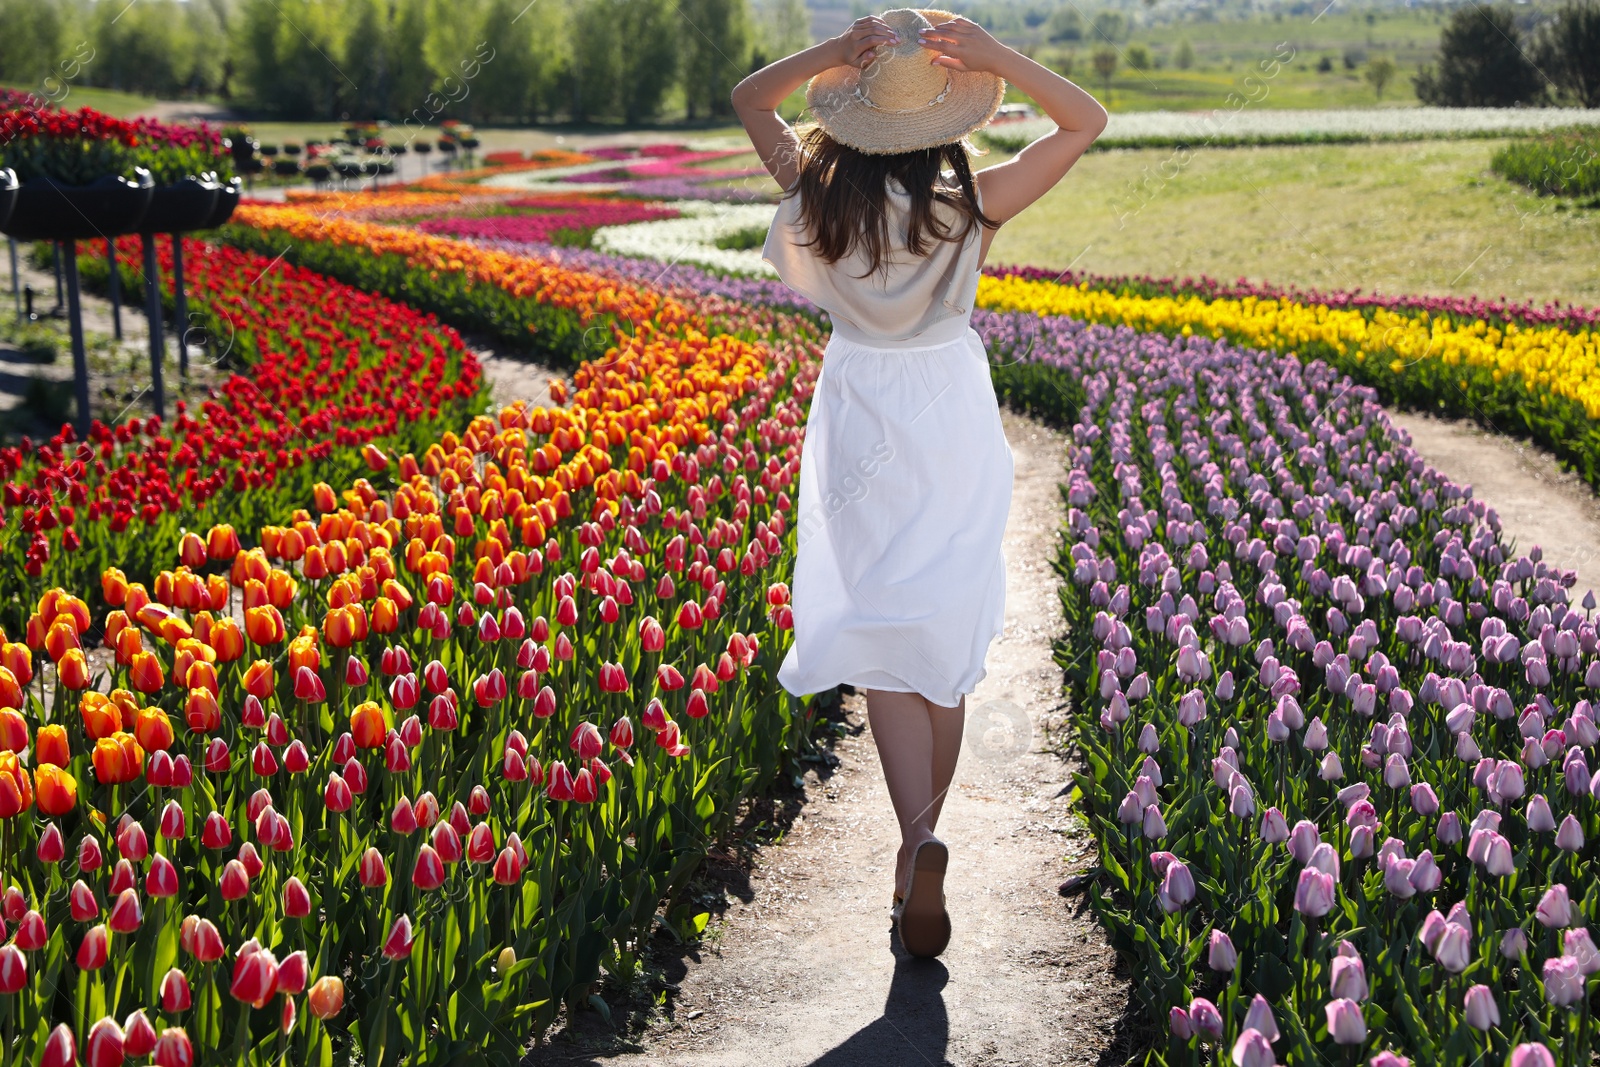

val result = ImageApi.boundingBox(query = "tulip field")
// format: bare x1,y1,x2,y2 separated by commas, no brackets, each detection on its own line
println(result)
4,113,1600,1066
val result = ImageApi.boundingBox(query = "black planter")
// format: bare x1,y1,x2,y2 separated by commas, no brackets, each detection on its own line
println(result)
139,176,221,235
2,169,153,241
202,177,242,229
0,169,17,231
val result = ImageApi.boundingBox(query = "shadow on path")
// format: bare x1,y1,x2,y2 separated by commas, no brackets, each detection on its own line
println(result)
804,946,949,1067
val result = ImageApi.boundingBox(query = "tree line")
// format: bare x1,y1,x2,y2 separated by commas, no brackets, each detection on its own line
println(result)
1415,0,1599,107
0,0,812,123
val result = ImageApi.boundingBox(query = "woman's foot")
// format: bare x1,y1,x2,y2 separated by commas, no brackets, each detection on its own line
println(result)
895,838,951,958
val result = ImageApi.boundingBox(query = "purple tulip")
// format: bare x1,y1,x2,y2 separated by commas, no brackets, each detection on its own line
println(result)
1230,1028,1275,1067
1188,996,1222,1040
1420,910,1447,953
1436,811,1463,845
1370,1053,1411,1067
1510,1044,1557,1067
1556,814,1585,851
1159,861,1195,912
1526,794,1556,832
1260,807,1289,844
1168,1005,1193,1040
1242,993,1279,1042
1324,998,1366,1045
1536,884,1573,928
1410,783,1439,815
1294,868,1335,918
1433,922,1472,973
1543,956,1584,1007
1330,955,1368,1001
1288,820,1320,863
1501,928,1529,959
1207,930,1237,972
1463,984,1499,1030
1142,805,1167,841
1563,928,1600,975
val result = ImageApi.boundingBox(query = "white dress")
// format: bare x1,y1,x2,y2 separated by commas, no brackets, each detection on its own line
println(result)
765,179,1014,709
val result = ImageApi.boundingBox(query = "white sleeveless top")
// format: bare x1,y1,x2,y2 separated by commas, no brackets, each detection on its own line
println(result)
761,177,985,345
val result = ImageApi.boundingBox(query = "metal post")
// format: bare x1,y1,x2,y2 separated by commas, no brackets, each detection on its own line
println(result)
106,238,123,340
61,241,92,438
52,243,64,313
141,233,165,420
8,238,17,319
171,235,189,377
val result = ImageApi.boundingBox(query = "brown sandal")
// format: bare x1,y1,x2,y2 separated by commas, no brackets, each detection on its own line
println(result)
896,839,950,958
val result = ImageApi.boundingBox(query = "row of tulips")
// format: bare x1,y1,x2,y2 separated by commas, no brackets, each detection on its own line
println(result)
2,234,483,631
974,306,1600,1066
416,199,682,246
0,200,836,1062
973,271,1600,493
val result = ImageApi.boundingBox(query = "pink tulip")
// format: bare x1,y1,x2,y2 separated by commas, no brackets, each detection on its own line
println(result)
1230,1028,1274,1067
1294,868,1335,918
1510,1044,1556,1067
1330,955,1368,1002
1543,956,1584,1007
1242,994,1279,1043
1208,930,1236,972
1463,984,1499,1030
1537,885,1573,928
1187,997,1222,1040
1325,998,1366,1044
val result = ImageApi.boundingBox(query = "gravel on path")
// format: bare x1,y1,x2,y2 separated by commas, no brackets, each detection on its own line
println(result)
1386,410,1600,600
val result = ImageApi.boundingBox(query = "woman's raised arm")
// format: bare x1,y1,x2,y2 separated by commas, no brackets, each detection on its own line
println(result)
731,17,901,191
916,16,1108,225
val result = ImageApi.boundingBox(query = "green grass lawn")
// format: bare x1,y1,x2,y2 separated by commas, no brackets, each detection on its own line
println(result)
1026,64,1413,113
982,138,1600,307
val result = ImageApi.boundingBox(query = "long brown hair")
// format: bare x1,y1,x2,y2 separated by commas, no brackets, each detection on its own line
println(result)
790,127,996,279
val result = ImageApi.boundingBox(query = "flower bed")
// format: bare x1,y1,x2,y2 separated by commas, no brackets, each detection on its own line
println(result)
1492,129,1600,199
417,198,681,245
1,234,482,629
979,306,1598,1066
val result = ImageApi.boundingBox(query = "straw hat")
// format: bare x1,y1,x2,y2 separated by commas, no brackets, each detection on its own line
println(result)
806,8,1006,155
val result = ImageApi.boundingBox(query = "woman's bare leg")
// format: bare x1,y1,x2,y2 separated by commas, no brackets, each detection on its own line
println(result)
867,690,966,898
925,696,965,833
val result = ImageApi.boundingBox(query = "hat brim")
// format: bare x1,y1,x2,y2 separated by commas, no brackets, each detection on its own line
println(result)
805,10,1006,155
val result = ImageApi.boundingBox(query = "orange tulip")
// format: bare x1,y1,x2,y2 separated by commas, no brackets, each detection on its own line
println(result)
0,643,30,688
232,547,269,587
101,568,130,607
44,619,80,664
0,752,32,817
109,690,140,729
123,583,151,621
135,707,176,752
152,570,176,607
209,618,245,663
278,528,307,563
35,764,75,816
267,570,299,609
323,607,356,650
324,540,348,575
242,660,275,700
113,625,144,667
370,597,400,635
44,592,90,635
0,708,27,753
302,545,328,582
207,523,242,561
288,635,321,675
185,659,219,696
0,667,21,711
92,733,144,785
244,606,286,646
128,650,164,693
241,579,269,611
179,531,208,569
184,689,220,735
35,724,69,767
80,694,122,741
313,482,338,513
23,614,45,652
174,571,208,613
350,702,388,749
206,574,230,612
58,649,91,691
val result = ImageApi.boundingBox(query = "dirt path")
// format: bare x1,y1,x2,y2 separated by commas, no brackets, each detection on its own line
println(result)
1386,410,1600,599
527,408,1126,1067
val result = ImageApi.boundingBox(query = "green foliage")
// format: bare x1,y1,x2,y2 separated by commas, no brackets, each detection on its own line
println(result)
1364,56,1397,101
1491,127,1600,197
1413,5,1545,107
1535,0,1600,108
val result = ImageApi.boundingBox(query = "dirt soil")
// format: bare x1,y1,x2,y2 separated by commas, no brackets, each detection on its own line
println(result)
528,410,1130,1067
1386,410,1600,600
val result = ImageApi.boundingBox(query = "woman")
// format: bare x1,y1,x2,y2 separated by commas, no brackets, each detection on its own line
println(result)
732,9,1106,958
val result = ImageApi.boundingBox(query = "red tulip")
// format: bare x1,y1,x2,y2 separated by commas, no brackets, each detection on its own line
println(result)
467,823,496,864
431,821,462,863
161,966,191,1011
275,949,309,995
229,943,278,1008
597,663,630,694
0,943,26,992
554,633,574,661
146,855,179,898
533,685,558,719
686,689,710,719
345,655,368,687
151,1027,193,1067
399,715,423,749
115,821,148,862
121,1012,156,1058
572,768,598,804
265,714,289,747
590,757,612,787
41,1024,76,1067
283,876,312,919
283,740,310,774
569,722,603,761
158,800,185,840
546,761,575,801
610,717,635,749
413,792,439,828
657,722,690,758
77,924,108,970
389,673,418,710
204,738,231,774
676,601,703,630
642,699,669,731
293,667,326,704
171,754,194,787
428,693,459,730
413,845,446,891
555,595,578,627
384,736,411,773
238,842,265,878
85,1017,124,1067
109,859,136,895
358,848,387,888
37,822,64,863
332,732,357,764
657,665,685,691
502,749,528,781
391,797,418,835
493,846,524,885
343,758,369,794
108,889,141,934
423,660,450,694
382,915,414,959
324,773,352,813
70,879,99,921
201,812,232,850
691,664,719,693
639,615,665,652
219,860,249,901
181,916,224,963
14,910,46,950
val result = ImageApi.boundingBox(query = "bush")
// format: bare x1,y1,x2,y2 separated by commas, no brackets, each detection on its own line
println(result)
1414,5,1545,106
1126,45,1151,72
1535,0,1600,108
1491,127,1600,196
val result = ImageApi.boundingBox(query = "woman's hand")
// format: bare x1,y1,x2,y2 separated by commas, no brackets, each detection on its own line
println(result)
916,17,1012,75
833,16,901,70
